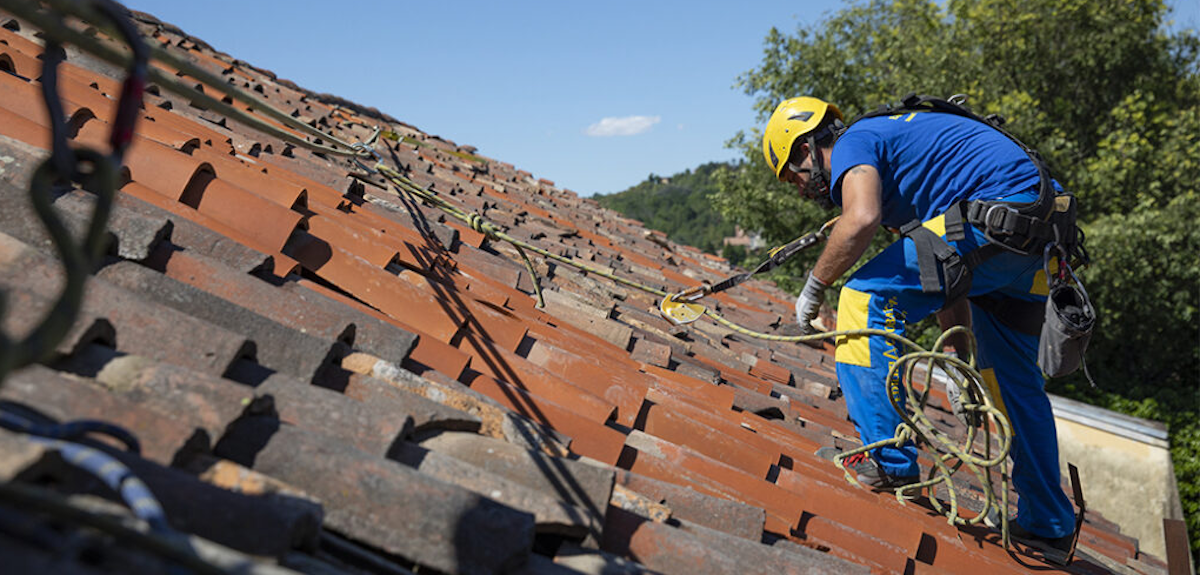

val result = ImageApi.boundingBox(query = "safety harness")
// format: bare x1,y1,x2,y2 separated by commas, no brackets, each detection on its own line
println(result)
851,93,1088,308
852,93,1094,379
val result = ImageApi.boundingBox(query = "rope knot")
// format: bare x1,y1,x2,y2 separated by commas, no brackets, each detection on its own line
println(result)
466,213,499,239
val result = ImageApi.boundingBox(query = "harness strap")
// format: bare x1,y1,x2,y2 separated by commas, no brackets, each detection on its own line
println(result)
901,223,959,296
900,212,1006,306
965,200,1057,244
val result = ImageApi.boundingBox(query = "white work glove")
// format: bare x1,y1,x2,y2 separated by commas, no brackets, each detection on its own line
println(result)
794,273,829,334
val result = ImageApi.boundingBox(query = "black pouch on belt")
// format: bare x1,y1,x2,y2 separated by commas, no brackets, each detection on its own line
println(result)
1038,280,1095,378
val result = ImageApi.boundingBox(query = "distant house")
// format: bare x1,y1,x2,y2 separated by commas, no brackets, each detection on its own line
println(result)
723,226,764,250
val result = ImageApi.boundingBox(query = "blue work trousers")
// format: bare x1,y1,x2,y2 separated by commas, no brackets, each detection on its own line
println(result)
833,204,1076,539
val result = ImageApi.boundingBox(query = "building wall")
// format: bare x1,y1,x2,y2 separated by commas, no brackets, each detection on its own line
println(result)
1054,412,1183,560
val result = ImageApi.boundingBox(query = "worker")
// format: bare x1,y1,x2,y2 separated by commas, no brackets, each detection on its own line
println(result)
762,95,1077,563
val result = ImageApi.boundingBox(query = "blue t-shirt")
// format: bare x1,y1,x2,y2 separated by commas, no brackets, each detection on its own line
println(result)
830,112,1045,229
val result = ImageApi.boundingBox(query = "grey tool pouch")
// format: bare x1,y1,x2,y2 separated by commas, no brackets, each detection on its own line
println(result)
1038,280,1095,378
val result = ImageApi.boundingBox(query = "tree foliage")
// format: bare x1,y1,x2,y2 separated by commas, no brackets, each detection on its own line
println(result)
594,162,736,254
713,0,1200,557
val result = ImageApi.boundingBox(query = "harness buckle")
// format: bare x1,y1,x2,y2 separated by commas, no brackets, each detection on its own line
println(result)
984,204,1019,236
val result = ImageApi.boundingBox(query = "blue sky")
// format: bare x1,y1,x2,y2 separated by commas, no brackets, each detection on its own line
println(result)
124,0,1199,197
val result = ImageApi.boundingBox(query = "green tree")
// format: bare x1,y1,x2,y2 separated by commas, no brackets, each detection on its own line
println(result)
595,162,737,254
715,0,1200,558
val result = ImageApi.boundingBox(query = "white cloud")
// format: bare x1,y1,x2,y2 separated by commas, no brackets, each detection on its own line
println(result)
585,115,661,137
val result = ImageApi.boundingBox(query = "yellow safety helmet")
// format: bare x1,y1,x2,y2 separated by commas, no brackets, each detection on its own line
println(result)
761,97,843,180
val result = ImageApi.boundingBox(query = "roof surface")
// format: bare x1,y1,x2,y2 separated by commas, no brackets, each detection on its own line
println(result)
0,7,1170,575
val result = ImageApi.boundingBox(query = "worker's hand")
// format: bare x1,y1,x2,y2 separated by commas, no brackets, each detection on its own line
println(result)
794,273,829,334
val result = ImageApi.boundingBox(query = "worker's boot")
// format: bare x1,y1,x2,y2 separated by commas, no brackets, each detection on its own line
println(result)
944,375,982,429
818,449,920,491
850,454,920,491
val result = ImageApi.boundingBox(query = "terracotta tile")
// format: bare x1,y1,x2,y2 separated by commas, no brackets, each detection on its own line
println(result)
104,187,271,273
464,372,625,464
286,233,463,342
214,420,534,574
630,337,672,368
777,468,930,543
751,357,796,388
304,206,401,268
0,46,42,79
185,178,304,253
1080,519,1139,560
56,346,255,452
461,276,513,309
454,299,529,353
264,168,346,208
523,338,648,427
0,27,44,58
614,468,765,541
78,117,201,153
352,199,452,245
0,105,49,149
122,139,215,201
800,515,911,573
54,73,118,121
190,147,308,209
640,399,778,479
142,106,234,149
641,364,736,410
735,411,825,458
457,340,616,424
452,243,525,289
619,443,745,505
103,260,345,385
694,355,774,394
389,440,600,541
380,333,464,384
119,182,277,258
0,66,51,124
1,365,204,465
419,430,613,515
598,509,758,575
623,433,802,534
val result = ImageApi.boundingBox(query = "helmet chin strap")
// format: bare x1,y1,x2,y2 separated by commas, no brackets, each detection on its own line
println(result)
788,136,835,210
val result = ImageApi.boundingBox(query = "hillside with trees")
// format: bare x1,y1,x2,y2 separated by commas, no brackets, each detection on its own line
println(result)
594,162,736,255
709,0,1199,559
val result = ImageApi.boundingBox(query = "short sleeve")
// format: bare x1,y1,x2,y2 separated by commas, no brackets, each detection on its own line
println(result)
829,129,882,207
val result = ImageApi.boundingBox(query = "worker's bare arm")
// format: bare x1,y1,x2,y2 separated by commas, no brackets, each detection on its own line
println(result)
812,165,882,284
